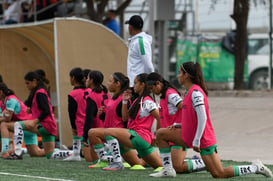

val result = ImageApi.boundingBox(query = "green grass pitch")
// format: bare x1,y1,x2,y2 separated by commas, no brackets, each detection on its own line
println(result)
0,155,271,181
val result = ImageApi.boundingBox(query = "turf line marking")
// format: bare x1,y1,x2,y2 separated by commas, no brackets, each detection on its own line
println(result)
0,172,75,181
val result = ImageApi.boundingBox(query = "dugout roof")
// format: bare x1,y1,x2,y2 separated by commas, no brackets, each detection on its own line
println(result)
0,17,128,146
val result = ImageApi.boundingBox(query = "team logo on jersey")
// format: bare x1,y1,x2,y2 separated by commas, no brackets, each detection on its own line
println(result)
141,101,154,111
193,95,202,103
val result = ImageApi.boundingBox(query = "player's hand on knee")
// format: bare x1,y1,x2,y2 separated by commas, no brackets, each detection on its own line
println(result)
193,146,200,153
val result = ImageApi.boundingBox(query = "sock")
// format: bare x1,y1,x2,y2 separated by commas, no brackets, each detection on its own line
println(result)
49,150,73,159
93,143,106,159
233,165,258,176
186,159,206,172
93,143,113,163
106,155,114,164
1,138,9,152
14,122,24,155
72,136,81,156
22,147,28,154
105,136,122,163
104,143,111,154
159,147,173,169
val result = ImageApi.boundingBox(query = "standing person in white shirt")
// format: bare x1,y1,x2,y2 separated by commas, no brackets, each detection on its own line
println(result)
125,15,154,100
3,0,31,24
4,0,21,24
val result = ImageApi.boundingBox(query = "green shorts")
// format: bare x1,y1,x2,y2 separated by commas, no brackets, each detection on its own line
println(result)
24,131,38,145
38,123,55,143
171,145,181,149
171,145,188,151
119,143,133,155
200,144,217,156
128,129,155,158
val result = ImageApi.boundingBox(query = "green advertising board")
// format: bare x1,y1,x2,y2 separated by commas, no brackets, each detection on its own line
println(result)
176,37,248,82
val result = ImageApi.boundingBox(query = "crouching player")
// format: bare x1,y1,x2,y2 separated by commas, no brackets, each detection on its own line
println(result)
9,72,72,159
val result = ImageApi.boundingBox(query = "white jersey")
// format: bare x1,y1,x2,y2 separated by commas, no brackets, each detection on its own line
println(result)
127,32,154,87
139,99,157,118
168,93,182,115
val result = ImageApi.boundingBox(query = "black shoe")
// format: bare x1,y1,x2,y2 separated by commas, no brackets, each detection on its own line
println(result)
4,153,23,160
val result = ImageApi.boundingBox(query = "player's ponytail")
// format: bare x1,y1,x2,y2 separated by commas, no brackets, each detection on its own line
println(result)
181,62,208,95
146,72,180,99
0,83,15,96
88,70,108,94
194,62,208,95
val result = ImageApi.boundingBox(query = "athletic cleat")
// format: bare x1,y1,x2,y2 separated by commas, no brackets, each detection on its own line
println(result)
149,168,176,177
88,161,108,168
63,154,81,161
1,152,10,159
4,153,23,160
130,164,145,170
153,166,163,172
0,151,8,158
123,162,131,168
103,162,124,171
252,159,273,178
